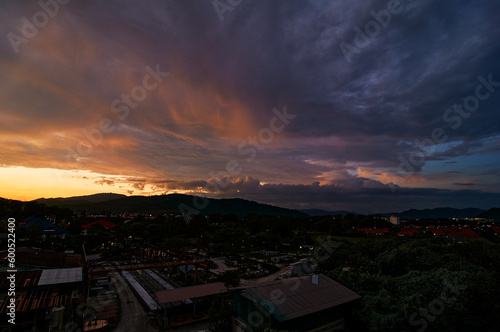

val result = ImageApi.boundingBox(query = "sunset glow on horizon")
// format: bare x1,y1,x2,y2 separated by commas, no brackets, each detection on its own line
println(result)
0,167,157,201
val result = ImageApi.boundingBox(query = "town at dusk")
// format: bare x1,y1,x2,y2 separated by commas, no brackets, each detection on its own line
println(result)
1,1,499,331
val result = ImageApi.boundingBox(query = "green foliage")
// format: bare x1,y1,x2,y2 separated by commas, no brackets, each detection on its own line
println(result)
322,238,500,331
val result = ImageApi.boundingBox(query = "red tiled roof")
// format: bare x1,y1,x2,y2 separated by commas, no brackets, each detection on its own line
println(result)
397,229,419,236
82,219,116,229
448,229,480,238
359,228,388,234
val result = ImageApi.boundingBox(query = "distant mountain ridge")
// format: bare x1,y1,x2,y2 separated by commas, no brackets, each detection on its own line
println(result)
33,194,306,217
383,207,486,219
300,209,356,216
20,194,500,219
477,208,500,221
35,193,126,206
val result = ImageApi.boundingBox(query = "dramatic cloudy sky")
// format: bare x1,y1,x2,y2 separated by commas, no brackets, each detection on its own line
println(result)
1,0,499,213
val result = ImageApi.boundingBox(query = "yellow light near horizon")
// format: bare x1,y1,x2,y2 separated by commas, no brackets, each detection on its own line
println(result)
0,167,123,201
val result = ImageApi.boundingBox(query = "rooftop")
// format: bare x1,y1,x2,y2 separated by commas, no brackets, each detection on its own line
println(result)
240,274,360,322
38,267,83,285
0,268,82,313
19,216,69,235
82,219,116,229
156,282,227,304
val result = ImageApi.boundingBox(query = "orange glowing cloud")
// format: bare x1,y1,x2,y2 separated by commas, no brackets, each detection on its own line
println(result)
356,167,427,187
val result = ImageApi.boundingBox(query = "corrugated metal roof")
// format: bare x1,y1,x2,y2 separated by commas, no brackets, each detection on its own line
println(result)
144,269,192,304
122,271,159,311
156,282,227,304
242,275,360,322
38,267,82,285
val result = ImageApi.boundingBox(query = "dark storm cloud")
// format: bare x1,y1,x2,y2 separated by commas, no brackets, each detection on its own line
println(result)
1,0,499,210
171,174,500,214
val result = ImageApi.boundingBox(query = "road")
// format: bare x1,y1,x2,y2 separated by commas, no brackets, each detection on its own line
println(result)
110,272,159,332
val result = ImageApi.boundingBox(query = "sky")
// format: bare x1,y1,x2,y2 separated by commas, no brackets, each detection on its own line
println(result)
0,0,500,214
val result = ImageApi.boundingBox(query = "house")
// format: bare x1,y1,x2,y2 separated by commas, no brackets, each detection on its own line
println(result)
156,282,228,329
19,216,69,239
81,219,116,230
81,219,117,234
359,228,389,236
448,228,480,242
430,229,446,237
232,274,360,331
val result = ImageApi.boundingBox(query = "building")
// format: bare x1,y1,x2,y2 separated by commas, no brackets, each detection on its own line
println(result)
359,228,389,236
448,227,480,243
81,219,116,230
232,274,360,331
389,215,400,225
19,216,70,239
156,282,228,329
0,268,83,331
81,219,117,235
0,248,83,331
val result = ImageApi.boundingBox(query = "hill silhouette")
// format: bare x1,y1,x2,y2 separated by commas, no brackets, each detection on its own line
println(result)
388,207,485,219
477,208,500,221
34,193,306,217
